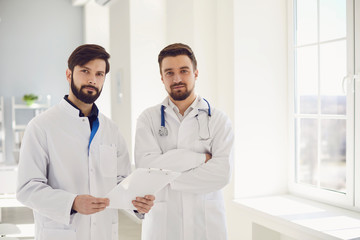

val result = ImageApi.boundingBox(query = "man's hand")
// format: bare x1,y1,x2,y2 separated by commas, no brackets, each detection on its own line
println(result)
72,195,109,215
132,195,155,214
205,153,212,163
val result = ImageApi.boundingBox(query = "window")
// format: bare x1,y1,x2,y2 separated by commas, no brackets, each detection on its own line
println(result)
289,0,360,209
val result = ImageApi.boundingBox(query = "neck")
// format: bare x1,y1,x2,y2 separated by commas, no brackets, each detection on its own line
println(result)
68,94,93,117
170,94,196,115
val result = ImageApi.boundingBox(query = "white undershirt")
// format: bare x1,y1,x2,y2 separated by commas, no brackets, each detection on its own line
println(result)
168,95,200,122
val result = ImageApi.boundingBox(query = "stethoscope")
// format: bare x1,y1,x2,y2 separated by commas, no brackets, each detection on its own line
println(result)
159,98,211,140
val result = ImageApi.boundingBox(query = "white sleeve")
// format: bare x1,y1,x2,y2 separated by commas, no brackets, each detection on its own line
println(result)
170,112,234,194
16,121,76,225
135,112,205,172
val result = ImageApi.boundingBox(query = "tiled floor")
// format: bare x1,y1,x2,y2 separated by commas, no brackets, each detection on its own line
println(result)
1,207,142,240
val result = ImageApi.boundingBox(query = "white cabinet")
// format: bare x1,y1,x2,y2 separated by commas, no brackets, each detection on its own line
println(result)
11,95,51,162
0,97,5,163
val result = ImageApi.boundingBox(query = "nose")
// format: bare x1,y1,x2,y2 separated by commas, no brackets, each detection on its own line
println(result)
88,74,97,85
173,73,182,83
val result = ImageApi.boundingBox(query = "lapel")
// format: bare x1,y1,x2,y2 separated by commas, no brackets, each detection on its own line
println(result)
160,96,210,122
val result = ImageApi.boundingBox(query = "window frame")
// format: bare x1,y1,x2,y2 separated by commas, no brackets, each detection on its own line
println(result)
354,0,360,208
288,0,357,210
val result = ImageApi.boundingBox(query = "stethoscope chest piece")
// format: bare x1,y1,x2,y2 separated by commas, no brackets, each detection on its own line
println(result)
159,126,168,136
158,98,211,138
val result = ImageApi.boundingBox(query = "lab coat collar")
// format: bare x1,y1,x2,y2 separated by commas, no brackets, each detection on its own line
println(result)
188,96,210,118
161,95,209,118
196,96,210,112
63,95,99,118
59,98,87,118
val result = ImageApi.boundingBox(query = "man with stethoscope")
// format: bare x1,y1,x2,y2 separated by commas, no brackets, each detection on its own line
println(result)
135,43,234,240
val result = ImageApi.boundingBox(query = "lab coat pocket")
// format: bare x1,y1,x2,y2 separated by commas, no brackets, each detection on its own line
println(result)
142,201,167,240
41,228,76,240
100,144,117,177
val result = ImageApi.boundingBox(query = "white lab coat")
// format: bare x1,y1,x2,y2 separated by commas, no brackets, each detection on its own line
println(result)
16,99,131,240
135,96,234,240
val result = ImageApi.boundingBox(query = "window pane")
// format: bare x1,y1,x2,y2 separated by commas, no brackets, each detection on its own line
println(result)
296,0,318,45
296,118,318,185
320,119,346,192
320,40,347,115
296,46,318,114
319,0,346,42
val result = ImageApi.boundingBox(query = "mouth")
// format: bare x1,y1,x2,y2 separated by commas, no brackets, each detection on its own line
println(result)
82,86,98,93
171,84,186,90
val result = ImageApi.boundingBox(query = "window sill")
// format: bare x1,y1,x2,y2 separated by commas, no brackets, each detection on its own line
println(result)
234,194,360,240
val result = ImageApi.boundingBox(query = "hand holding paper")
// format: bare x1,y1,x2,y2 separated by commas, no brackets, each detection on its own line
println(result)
132,195,155,213
106,168,180,209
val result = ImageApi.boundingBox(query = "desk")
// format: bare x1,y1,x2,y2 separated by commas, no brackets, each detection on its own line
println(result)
0,165,17,195
0,195,33,239
235,195,360,240
0,165,20,223
0,195,23,222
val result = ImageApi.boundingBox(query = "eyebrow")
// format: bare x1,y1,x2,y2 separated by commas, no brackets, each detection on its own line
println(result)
164,66,190,72
80,66,105,74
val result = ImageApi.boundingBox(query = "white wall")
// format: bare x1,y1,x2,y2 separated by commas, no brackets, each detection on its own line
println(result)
166,0,218,105
108,0,166,160
193,0,218,104
229,0,289,239
109,0,133,158
234,0,288,198
129,0,167,154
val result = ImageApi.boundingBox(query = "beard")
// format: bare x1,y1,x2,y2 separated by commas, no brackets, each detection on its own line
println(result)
71,75,102,104
169,83,194,101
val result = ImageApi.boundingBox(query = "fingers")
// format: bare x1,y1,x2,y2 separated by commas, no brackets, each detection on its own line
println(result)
92,197,110,206
132,195,155,214
89,197,109,212
205,153,212,163
145,195,155,201
73,195,110,215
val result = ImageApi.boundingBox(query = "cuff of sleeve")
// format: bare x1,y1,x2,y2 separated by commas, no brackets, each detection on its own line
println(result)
133,210,145,219
63,194,77,225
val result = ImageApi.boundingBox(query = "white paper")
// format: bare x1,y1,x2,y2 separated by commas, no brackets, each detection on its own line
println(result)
106,168,180,209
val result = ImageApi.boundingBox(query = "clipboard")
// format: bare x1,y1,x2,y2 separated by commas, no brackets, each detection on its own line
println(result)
106,168,180,209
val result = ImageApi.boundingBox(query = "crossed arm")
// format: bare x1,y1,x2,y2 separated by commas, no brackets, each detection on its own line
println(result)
135,111,234,194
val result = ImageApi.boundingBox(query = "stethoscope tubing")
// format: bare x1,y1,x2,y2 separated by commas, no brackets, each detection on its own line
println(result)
159,98,211,137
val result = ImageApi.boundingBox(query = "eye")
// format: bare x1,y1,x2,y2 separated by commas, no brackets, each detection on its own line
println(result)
165,71,174,76
81,69,89,73
181,69,189,74
96,72,104,77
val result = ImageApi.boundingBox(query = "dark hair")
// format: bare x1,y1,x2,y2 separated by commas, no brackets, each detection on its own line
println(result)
68,44,110,74
158,43,197,72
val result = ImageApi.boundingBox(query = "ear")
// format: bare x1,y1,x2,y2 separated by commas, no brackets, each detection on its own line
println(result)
194,69,199,80
66,69,72,84
160,73,165,84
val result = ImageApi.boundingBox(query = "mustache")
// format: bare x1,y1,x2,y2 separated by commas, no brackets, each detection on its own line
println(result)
81,85,98,92
171,83,186,88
